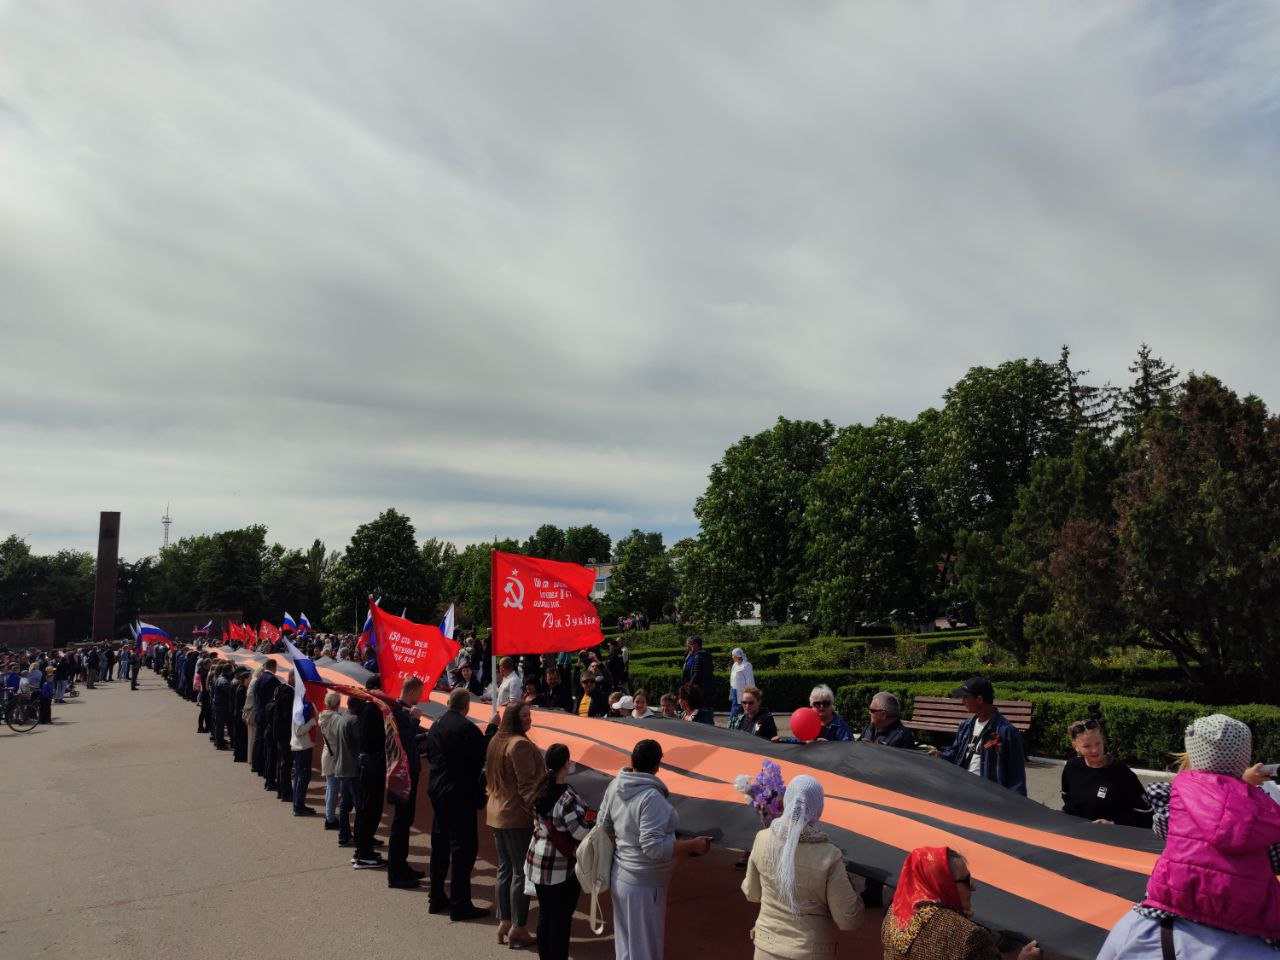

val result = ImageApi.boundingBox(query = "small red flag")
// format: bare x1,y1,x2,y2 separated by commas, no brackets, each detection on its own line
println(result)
490,550,604,655
368,600,460,700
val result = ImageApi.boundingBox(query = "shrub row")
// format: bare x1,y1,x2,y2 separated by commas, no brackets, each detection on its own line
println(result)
623,630,985,667
832,682,1280,771
624,663,1186,707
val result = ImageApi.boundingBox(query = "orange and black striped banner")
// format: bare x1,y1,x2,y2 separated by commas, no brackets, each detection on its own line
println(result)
213,646,1156,959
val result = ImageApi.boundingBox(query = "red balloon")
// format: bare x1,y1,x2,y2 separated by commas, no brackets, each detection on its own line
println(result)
790,707,822,742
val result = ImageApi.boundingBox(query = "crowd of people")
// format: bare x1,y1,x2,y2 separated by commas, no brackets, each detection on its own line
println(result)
2,641,143,725
12,629,1280,959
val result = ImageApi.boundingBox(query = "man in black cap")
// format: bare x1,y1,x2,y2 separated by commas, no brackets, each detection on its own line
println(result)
927,676,1026,795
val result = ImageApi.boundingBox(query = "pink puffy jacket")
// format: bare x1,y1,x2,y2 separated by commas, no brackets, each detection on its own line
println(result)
1143,770,1280,940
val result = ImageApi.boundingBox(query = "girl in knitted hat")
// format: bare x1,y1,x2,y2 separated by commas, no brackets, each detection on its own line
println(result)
1097,713,1280,959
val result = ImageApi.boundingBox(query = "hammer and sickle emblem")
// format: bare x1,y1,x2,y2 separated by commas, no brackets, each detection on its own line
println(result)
502,572,525,610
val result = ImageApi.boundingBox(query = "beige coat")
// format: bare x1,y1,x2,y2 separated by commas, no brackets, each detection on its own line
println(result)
742,826,865,958
485,734,546,830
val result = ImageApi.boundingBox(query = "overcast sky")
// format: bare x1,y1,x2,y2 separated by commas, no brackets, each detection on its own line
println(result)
3,2,1279,560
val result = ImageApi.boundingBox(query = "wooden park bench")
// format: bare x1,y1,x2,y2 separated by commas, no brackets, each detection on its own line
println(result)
903,696,1033,734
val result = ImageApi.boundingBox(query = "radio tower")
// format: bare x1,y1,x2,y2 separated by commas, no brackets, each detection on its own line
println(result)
161,503,172,550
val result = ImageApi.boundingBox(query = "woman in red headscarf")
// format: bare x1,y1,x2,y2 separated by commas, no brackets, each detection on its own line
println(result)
881,847,1041,960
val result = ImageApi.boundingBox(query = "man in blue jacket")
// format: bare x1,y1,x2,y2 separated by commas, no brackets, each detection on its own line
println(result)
932,676,1026,796
680,636,715,705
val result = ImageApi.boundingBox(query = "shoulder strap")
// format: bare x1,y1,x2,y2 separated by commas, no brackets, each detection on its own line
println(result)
1160,916,1175,960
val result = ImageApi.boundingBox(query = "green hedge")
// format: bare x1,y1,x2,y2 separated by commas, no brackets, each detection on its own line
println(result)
833,682,1280,771
625,663,1185,708
623,630,985,669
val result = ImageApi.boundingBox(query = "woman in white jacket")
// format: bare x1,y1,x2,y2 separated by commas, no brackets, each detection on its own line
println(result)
729,649,755,723
742,775,864,959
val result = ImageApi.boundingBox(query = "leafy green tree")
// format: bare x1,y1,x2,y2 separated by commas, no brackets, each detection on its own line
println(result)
522,524,566,560
197,526,268,615
439,538,519,628
1056,345,1116,436
29,549,95,643
562,525,612,565
956,434,1119,662
926,359,1076,542
605,530,675,621
1117,343,1179,433
0,534,36,620
261,544,310,621
322,509,433,629
420,537,456,619
802,417,934,633
115,556,157,632
693,417,834,622
670,536,745,624
1107,375,1280,695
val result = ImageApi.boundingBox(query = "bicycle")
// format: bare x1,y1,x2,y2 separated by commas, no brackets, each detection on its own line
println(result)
2,691,40,732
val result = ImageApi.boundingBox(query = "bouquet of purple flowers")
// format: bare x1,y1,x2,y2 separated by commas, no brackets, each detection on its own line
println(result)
733,758,786,826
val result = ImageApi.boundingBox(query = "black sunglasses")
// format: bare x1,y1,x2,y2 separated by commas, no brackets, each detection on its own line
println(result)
1069,719,1101,737
811,700,833,708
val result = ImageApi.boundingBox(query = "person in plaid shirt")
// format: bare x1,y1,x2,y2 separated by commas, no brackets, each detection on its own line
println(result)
525,743,596,959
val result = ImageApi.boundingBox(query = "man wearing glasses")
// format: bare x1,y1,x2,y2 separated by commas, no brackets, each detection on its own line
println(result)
861,692,917,749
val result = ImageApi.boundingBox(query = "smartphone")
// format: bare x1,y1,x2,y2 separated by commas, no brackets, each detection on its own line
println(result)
1262,763,1279,778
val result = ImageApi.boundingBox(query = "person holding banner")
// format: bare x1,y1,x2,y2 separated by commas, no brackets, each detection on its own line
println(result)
386,677,427,889
486,702,546,949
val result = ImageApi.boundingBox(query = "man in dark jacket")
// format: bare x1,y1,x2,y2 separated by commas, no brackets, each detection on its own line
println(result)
386,677,427,889
352,677,388,870
861,691,917,749
932,676,1026,796
231,668,251,761
681,635,714,704
539,667,572,712
271,682,295,802
251,661,281,779
210,664,233,750
573,674,609,718
426,688,488,921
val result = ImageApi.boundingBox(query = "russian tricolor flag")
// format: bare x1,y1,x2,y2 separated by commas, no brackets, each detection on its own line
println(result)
194,620,213,635
282,612,298,634
298,612,312,635
138,621,171,640
440,603,456,641
283,637,326,730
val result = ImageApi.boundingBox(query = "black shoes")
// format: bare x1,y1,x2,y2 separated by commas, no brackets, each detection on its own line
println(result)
388,876,421,889
450,906,490,923
428,899,450,915
293,806,318,817
323,820,340,831
407,866,426,880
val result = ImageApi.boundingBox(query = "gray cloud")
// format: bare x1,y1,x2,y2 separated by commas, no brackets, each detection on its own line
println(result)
2,1,1279,558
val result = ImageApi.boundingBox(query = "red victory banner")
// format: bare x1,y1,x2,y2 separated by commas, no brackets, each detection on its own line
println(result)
490,550,604,655
322,681,411,803
368,599,460,700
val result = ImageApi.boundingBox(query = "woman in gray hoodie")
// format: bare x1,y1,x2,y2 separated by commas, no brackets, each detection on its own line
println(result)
598,739,711,960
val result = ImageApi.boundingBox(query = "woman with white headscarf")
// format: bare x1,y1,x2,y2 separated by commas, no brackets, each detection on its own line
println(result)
741,775,864,959
729,648,755,723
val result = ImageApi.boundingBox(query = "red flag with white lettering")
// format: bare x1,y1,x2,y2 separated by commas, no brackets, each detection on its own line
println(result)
490,550,604,655
368,600,460,700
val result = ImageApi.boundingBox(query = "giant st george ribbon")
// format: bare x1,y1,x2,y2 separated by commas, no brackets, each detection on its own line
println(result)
213,646,1157,959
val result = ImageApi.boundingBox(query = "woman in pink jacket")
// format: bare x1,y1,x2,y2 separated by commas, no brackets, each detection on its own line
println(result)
1097,714,1280,959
